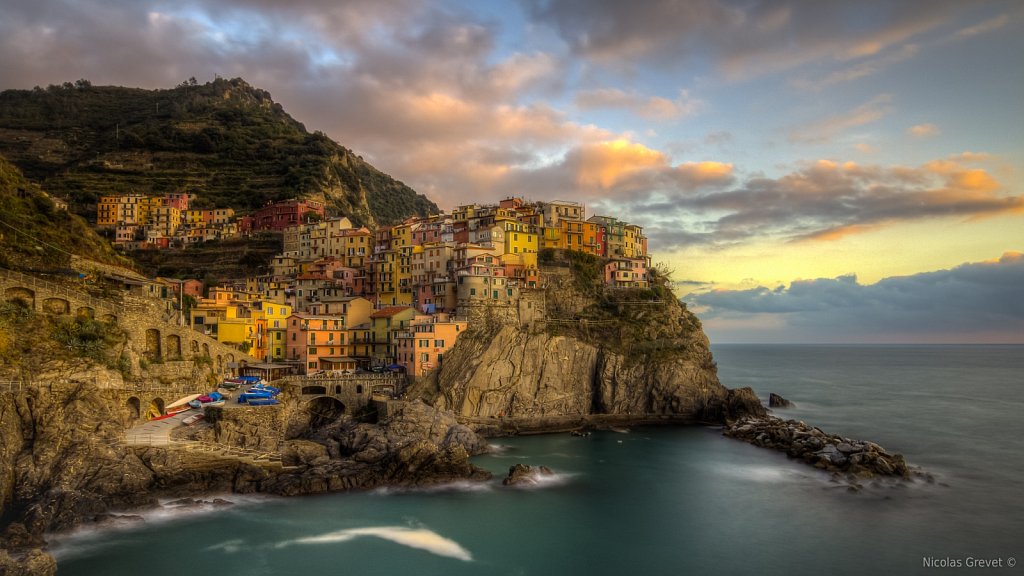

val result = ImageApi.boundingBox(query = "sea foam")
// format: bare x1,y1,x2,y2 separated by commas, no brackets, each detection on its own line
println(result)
275,526,473,562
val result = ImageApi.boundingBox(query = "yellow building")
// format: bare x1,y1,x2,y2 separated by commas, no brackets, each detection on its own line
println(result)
261,301,293,361
502,221,538,256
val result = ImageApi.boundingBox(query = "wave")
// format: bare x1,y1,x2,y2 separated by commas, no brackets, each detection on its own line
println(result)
203,538,246,554
372,479,494,495
504,471,579,490
275,526,473,562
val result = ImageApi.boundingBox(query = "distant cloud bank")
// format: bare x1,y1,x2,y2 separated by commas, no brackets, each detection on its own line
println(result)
688,252,1024,343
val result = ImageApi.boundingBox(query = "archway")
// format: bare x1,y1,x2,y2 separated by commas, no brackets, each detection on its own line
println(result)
42,297,70,315
101,313,117,323
191,340,199,354
306,396,346,428
146,397,165,419
165,334,182,360
145,328,162,360
76,306,95,319
126,397,141,420
202,343,210,357
4,287,34,310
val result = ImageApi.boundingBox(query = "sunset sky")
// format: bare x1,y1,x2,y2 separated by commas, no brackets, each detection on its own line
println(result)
1,0,1021,343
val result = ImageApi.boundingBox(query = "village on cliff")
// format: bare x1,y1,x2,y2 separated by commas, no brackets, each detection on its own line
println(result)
96,193,652,380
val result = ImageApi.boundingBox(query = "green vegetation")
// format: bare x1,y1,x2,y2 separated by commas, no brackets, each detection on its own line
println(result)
0,77,438,227
128,234,282,280
0,155,129,270
0,300,127,379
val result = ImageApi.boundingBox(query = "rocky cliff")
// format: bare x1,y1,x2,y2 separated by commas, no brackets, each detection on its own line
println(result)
422,256,763,431
0,383,489,574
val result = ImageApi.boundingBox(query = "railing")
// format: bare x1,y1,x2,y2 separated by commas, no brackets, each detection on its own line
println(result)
125,434,284,465
0,267,120,313
0,380,24,393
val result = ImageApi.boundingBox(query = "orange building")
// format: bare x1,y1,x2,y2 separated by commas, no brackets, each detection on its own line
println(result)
394,314,468,377
285,314,349,374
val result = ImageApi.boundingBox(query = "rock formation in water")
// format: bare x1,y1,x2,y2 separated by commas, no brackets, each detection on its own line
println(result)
769,393,794,408
723,416,932,489
418,259,764,431
502,463,555,486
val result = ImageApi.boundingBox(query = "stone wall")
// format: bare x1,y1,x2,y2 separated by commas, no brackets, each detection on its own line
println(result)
0,267,257,382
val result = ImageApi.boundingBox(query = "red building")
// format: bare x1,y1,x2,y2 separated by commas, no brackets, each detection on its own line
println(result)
250,199,326,231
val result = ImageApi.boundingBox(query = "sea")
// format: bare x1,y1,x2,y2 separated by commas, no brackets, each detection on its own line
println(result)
52,345,1024,575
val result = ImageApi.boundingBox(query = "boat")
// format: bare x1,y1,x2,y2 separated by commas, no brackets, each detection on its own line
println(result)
166,394,202,414
182,413,204,426
246,397,279,406
189,392,225,409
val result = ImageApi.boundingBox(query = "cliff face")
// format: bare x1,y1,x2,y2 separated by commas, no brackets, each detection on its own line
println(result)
428,260,763,427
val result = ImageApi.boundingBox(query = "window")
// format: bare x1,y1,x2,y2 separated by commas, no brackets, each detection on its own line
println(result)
434,339,444,348
291,333,296,341
308,361,317,369
421,353,429,362
470,288,476,296
419,339,429,347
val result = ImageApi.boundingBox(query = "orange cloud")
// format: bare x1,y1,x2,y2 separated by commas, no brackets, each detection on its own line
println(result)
574,139,667,188
907,123,940,138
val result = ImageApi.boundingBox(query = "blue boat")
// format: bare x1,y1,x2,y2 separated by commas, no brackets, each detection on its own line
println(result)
246,398,279,406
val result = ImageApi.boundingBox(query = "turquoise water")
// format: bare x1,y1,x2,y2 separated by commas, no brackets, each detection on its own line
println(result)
54,345,1024,575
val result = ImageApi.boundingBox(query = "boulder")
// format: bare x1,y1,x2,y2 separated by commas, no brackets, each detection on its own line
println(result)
768,393,794,408
502,464,555,486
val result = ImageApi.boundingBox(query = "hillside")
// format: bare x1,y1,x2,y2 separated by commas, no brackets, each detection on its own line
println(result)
0,155,128,271
0,78,437,227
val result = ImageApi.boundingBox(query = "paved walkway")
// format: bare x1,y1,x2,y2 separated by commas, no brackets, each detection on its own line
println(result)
124,410,196,446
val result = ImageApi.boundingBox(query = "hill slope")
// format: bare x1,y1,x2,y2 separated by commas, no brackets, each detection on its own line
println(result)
0,154,128,271
0,78,437,227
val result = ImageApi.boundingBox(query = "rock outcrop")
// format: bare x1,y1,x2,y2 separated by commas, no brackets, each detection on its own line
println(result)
723,416,930,488
428,263,765,428
769,393,794,408
502,464,555,486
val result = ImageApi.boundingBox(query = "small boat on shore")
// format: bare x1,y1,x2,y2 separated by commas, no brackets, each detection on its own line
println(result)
182,414,204,426
166,394,202,415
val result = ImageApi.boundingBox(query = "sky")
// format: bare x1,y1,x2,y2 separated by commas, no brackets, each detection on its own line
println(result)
1,0,1022,343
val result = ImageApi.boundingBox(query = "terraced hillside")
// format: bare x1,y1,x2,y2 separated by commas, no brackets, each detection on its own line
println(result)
0,78,437,227
0,154,129,271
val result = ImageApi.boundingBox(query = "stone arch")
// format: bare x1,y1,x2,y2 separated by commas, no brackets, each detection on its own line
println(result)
165,334,182,360
101,313,117,323
42,297,70,315
4,287,35,310
226,353,236,364
202,343,210,357
356,384,364,394
146,397,165,419
145,328,162,360
302,385,327,395
306,396,346,428
76,306,95,319
190,340,199,354
216,355,223,373
126,396,141,420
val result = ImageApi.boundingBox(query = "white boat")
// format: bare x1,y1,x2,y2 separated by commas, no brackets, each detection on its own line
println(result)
165,394,202,414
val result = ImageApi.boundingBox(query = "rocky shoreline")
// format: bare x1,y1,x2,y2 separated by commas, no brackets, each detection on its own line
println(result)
723,414,932,490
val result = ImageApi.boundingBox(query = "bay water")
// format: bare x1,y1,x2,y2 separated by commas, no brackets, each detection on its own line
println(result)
53,345,1024,574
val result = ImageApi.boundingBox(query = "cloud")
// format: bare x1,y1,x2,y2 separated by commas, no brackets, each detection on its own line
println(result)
956,13,1010,38
907,123,941,138
575,88,702,120
792,44,919,91
523,0,970,79
610,154,1022,252
789,95,893,143
687,252,1024,343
